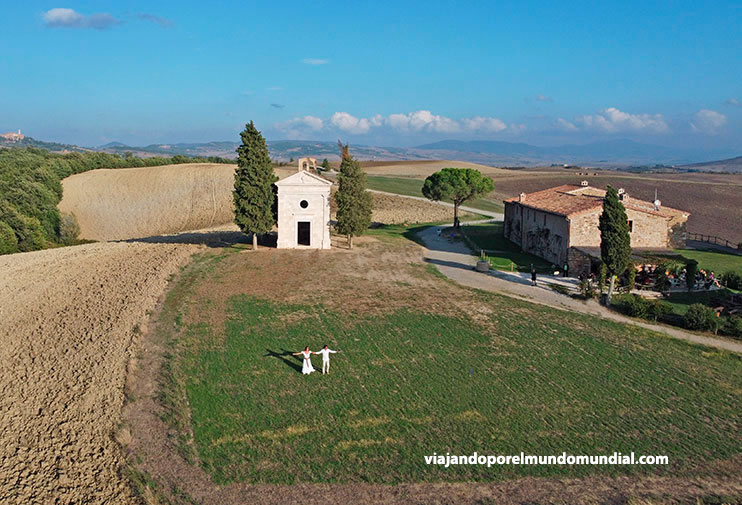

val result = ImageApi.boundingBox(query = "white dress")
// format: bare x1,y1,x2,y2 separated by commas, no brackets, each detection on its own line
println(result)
301,350,315,375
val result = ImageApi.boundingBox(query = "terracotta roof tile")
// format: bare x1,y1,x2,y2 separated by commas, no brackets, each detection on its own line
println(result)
505,185,688,218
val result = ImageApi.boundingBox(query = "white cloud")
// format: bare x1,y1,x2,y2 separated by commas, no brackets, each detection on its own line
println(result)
330,112,373,134
578,107,669,133
460,116,507,132
387,110,461,133
43,8,120,30
276,116,324,131
276,110,519,136
691,109,727,134
302,58,330,65
725,98,740,107
556,118,578,131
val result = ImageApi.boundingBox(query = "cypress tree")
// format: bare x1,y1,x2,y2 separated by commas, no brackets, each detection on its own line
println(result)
334,142,372,249
233,121,277,249
599,185,632,305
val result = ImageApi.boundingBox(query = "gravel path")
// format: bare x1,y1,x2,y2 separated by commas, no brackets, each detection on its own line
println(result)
418,225,742,355
0,242,196,504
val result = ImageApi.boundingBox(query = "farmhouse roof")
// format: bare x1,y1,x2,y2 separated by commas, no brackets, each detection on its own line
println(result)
505,185,688,219
275,170,332,187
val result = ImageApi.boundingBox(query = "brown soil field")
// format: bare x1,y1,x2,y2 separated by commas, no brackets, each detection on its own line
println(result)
0,241,196,504
486,171,742,244
59,164,467,241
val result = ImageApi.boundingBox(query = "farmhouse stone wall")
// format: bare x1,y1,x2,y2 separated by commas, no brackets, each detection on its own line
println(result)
504,202,569,266
569,207,676,249
568,247,594,277
504,191,690,269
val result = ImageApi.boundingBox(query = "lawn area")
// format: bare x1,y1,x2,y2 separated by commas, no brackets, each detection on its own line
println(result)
159,229,742,487
662,289,734,316
460,221,553,272
672,248,742,275
366,175,504,214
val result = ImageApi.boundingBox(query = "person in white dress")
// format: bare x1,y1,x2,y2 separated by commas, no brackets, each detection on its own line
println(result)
292,346,316,375
315,345,339,375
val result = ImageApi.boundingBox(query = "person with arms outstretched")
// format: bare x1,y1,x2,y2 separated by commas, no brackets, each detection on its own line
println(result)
315,345,339,375
292,346,317,375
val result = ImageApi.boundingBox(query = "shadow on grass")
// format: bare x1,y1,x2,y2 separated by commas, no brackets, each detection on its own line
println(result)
263,348,303,373
423,256,475,272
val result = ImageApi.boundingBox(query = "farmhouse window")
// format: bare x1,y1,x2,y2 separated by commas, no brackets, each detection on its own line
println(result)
628,220,634,232
300,200,309,209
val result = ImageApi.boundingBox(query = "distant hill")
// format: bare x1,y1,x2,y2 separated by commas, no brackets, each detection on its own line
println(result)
0,136,87,153
415,139,722,166
679,156,742,173
4,134,739,170
97,139,430,162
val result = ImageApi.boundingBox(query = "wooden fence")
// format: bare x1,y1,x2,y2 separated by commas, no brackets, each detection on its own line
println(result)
687,232,741,250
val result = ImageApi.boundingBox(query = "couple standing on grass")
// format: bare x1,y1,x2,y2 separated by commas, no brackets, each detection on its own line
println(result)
292,345,340,375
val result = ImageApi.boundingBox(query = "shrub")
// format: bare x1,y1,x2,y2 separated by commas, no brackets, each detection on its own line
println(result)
724,316,742,339
578,278,598,299
59,213,81,245
626,266,636,291
620,294,650,318
0,220,18,255
646,299,672,322
683,303,719,333
720,271,742,290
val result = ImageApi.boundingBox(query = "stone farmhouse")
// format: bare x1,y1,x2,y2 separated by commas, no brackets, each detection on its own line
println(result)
275,160,332,249
503,182,690,275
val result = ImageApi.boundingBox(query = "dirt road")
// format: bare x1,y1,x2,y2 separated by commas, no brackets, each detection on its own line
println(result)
0,241,196,504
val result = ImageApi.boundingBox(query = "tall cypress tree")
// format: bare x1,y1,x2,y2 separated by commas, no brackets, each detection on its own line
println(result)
334,142,372,249
233,121,277,249
599,185,632,305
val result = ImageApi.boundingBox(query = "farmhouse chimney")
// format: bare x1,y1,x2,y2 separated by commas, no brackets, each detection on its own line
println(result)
580,180,589,187
519,192,526,203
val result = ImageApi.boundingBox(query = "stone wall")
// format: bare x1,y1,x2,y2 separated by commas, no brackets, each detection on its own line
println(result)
505,203,570,266
569,207,682,249
567,247,594,277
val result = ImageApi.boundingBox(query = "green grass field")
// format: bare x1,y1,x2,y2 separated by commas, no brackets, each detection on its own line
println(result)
366,175,504,214
460,222,553,272
162,242,742,486
672,248,742,275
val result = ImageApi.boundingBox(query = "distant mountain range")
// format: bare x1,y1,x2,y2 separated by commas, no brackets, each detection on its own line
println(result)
414,139,734,167
3,134,740,171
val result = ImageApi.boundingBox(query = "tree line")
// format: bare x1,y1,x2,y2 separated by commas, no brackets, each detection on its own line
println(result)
0,147,233,255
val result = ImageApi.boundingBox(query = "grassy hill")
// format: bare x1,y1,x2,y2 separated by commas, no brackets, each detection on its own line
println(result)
150,227,742,491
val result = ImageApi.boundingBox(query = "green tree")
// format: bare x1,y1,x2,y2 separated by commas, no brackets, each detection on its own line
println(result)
685,259,699,292
320,158,330,170
599,186,632,305
422,168,494,228
232,122,277,250
334,142,372,249
0,221,18,255
59,213,81,245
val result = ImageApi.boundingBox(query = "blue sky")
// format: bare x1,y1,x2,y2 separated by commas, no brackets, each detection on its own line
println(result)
0,1,740,152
